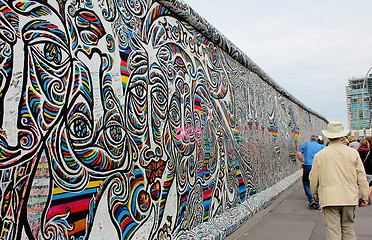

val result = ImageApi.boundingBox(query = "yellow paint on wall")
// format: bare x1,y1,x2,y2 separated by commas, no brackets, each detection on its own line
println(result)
53,180,103,194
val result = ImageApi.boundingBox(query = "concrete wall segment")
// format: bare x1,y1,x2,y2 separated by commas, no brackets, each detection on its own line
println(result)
0,0,326,239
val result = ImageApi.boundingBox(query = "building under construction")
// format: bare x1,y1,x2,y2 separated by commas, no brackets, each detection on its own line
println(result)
346,74,372,137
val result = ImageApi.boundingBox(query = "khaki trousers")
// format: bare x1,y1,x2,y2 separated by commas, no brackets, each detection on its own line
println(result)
322,206,356,240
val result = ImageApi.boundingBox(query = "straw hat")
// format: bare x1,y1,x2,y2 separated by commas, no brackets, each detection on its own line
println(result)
322,121,349,139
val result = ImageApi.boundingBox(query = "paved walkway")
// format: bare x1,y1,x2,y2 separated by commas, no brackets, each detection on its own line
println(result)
226,180,372,240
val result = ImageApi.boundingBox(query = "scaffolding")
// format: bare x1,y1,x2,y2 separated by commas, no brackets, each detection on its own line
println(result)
346,75,372,136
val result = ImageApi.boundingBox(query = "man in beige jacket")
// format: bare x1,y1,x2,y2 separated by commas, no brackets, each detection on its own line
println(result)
310,121,370,240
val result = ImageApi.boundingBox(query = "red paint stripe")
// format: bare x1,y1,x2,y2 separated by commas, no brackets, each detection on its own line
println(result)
47,198,91,219
204,188,213,199
121,217,133,232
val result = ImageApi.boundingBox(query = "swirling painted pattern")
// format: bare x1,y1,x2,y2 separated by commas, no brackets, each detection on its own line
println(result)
0,0,327,239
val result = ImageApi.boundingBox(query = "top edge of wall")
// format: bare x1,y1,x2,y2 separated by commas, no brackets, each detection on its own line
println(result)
154,0,328,123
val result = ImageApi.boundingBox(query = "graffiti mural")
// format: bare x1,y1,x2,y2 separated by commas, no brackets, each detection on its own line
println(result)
0,0,326,239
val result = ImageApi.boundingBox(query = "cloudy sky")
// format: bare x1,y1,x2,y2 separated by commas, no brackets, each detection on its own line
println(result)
183,0,372,130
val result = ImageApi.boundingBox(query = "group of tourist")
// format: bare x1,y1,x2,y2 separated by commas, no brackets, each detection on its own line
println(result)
297,121,370,240
342,134,372,191
348,135,372,203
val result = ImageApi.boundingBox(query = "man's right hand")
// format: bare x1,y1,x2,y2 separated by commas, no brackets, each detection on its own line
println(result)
359,199,369,207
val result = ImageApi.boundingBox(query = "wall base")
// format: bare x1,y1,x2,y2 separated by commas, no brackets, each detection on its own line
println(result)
176,170,302,240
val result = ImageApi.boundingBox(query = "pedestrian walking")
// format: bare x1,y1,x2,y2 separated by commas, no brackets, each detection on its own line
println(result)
357,138,370,162
310,121,370,240
358,139,372,201
297,134,323,209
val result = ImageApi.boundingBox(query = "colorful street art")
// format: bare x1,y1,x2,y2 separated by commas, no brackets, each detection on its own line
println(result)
0,0,327,239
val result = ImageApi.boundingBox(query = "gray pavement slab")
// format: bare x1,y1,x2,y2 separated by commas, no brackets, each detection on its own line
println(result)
226,180,372,240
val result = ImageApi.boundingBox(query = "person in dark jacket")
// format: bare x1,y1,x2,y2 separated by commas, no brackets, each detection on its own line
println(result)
358,138,372,201
357,139,370,160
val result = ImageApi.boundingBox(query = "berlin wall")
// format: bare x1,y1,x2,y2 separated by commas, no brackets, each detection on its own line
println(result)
0,0,328,239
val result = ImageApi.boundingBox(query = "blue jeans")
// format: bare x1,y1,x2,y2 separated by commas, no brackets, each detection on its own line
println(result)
302,166,320,208
303,165,316,203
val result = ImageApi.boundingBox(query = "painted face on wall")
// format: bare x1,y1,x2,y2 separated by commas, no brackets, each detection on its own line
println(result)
125,49,168,167
0,0,134,238
19,0,133,186
0,0,130,180
157,44,197,156
119,47,171,240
